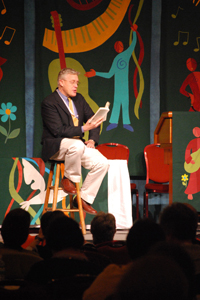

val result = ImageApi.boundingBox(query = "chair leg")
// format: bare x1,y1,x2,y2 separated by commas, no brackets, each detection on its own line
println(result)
143,191,149,218
143,191,146,218
43,162,54,214
145,193,149,218
136,191,139,219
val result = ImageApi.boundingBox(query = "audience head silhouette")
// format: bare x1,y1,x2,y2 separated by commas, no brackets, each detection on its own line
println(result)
126,218,165,260
159,202,198,242
148,241,196,300
1,208,30,249
91,212,116,245
46,215,84,252
40,210,65,238
111,255,188,300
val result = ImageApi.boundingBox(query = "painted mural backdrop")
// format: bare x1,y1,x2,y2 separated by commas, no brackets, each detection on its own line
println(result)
161,0,200,210
160,0,200,113
33,0,152,177
0,0,25,153
173,112,200,211
0,0,27,223
0,0,151,225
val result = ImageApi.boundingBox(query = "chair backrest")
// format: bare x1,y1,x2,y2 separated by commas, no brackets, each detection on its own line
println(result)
95,241,131,265
0,248,43,280
144,144,169,184
96,143,129,162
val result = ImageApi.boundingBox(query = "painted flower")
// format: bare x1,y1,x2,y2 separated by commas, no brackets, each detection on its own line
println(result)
0,102,20,143
181,174,188,182
0,102,17,122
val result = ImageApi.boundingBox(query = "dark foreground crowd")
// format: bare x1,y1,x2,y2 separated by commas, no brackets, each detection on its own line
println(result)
0,202,200,300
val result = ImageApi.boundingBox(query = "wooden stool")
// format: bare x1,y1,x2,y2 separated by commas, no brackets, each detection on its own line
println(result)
42,161,86,235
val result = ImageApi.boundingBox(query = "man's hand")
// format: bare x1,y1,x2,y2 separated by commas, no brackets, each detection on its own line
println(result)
85,139,95,148
83,117,103,132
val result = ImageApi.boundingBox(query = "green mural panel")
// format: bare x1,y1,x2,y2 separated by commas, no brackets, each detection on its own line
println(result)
173,112,200,212
0,0,26,157
160,1,200,114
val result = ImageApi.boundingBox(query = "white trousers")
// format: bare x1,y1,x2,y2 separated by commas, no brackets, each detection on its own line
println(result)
50,138,109,204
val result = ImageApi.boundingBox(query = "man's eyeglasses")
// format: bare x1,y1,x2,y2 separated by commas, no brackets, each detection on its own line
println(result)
63,80,80,86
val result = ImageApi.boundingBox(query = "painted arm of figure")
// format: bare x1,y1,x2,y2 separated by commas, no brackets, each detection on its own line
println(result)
85,61,116,79
180,74,193,98
123,29,137,58
84,29,137,79
185,140,195,164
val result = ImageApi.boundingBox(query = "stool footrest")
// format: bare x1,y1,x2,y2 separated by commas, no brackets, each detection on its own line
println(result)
49,186,64,190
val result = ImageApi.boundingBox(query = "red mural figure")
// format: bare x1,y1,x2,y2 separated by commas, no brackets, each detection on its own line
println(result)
180,58,200,111
0,56,7,81
184,127,200,200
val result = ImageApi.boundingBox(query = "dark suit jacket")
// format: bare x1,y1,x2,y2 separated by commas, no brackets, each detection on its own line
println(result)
41,90,100,162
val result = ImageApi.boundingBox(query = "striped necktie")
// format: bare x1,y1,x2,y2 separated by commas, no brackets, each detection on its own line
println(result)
68,98,78,126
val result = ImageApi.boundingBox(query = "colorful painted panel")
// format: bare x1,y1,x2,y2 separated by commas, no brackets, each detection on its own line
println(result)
160,0,200,113
0,157,108,225
0,0,26,157
173,112,200,211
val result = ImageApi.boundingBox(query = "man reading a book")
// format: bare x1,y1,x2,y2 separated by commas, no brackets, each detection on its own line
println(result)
41,68,109,215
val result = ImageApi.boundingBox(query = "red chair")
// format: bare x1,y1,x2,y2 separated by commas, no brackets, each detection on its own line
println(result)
143,144,169,218
96,143,139,219
95,240,131,265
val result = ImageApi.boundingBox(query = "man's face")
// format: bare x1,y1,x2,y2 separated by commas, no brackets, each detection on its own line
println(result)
59,73,79,98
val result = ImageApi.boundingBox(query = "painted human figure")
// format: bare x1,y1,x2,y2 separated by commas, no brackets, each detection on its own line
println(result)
180,58,200,111
85,25,138,132
184,127,200,200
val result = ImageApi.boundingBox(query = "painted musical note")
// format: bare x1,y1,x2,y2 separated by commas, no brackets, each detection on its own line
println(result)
194,37,200,52
171,6,183,19
1,0,6,14
0,26,16,45
174,31,189,46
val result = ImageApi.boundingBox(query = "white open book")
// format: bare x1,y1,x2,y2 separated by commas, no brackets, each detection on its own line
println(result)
89,102,110,124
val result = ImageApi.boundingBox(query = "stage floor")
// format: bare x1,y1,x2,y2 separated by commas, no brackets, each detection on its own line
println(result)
0,229,129,244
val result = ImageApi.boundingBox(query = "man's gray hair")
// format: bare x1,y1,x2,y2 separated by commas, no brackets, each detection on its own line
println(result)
57,68,80,86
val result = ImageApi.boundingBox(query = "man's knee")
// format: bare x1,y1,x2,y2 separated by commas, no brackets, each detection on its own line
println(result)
104,158,110,171
98,156,110,172
68,140,85,156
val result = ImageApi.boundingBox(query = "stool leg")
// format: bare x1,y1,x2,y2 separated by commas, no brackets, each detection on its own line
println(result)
43,162,54,214
75,183,86,235
69,195,75,219
60,163,70,216
52,163,61,211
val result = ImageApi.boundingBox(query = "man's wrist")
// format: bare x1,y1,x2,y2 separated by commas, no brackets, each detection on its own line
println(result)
89,139,95,144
